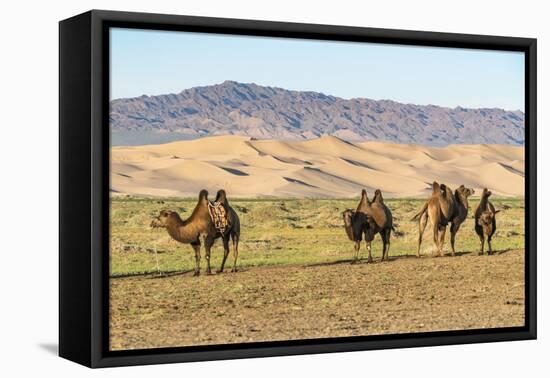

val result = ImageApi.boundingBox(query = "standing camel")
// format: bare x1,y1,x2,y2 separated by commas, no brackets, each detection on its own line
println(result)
474,188,499,255
342,208,370,263
411,182,456,257
213,189,241,273
150,189,241,276
356,189,393,262
449,185,475,256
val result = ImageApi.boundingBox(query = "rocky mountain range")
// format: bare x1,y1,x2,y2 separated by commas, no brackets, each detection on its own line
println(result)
110,81,525,146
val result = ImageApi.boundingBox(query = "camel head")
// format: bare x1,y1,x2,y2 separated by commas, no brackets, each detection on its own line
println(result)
482,188,492,199
342,209,355,228
151,210,178,228
456,185,475,199
342,209,361,241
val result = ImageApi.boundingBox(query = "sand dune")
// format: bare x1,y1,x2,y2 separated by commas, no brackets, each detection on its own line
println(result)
111,135,525,198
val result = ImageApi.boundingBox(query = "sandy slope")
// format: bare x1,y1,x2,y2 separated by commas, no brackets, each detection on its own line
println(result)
110,135,525,198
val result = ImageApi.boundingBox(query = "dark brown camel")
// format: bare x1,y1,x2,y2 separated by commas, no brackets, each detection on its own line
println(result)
474,188,499,255
213,189,241,272
412,182,456,257
150,189,241,276
345,189,393,263
342,209,369,262
449,185,475,255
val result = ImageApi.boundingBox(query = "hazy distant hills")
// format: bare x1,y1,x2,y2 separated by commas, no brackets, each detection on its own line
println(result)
110,81,525,147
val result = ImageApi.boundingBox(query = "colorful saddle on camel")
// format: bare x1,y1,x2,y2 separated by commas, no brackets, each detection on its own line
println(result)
207,201,229,233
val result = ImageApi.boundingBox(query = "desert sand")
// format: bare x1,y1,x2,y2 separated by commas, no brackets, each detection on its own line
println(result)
110,135,524,198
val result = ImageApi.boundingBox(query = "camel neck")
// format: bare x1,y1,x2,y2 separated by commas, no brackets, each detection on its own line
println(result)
456,192,469,210
166,215,195,243
479,195,490,211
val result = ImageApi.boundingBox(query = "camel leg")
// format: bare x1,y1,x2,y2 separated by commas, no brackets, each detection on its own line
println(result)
191,242,201,276
217,234,230,273
351,241,360,264
478,235,485,255
383,229,391,260
437,226,446,257
431,220,440,257
366,241,373,263
231,233,240,272
487,235,493,255
417,212,428,258
450,222,460,257
204,235,215,275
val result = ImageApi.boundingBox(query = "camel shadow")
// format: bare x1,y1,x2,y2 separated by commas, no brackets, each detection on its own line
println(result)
384,253,419,260
493,249,516,255
305,257,398,267
446,251,474,257
149,268,248,279
148,269,199,279
305,259,357,267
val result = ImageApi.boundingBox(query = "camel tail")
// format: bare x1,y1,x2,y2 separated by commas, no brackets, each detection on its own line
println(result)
411,201,429,221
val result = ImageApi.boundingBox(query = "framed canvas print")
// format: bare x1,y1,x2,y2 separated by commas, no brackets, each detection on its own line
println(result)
59,10,537,368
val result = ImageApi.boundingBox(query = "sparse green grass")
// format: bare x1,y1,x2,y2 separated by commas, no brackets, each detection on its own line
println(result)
110,196,525,276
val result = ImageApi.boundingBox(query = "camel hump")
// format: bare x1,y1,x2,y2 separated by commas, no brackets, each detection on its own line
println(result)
199,189,209,200
215,189,228,205
374,189,384,203
357,189,369,212
431,182,440,195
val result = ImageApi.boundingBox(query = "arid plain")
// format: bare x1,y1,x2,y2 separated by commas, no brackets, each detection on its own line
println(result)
109,135,525,349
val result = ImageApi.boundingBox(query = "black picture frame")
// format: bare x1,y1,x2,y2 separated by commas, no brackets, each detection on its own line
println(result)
59,9,537,368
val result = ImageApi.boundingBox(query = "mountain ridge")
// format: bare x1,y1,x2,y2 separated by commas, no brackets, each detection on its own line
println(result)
110,81,525,147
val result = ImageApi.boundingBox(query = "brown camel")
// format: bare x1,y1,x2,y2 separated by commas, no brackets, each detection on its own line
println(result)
342,209,369,262
474,188,499,255
449,185,475,255
150,189,241,276
412,182,456,257
213,189,241,272
354,189,393,262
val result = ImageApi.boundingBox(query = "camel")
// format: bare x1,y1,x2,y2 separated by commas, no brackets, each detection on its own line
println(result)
150,189,241,276
213,189,241,273
449,185,475,255
344,189,393,263
474,188,499,255
411,182,456,257
342,209,369,262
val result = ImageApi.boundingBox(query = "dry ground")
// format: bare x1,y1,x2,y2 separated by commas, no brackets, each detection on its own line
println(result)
110,249,525,351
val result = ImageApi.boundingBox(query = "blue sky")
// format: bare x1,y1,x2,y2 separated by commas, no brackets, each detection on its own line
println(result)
110,28,525,111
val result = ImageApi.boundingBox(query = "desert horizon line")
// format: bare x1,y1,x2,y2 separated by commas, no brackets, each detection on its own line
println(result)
110,80,525,113
110,133,526,149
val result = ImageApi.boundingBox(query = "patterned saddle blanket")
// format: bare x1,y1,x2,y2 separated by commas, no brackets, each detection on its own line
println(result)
207,201,229,233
